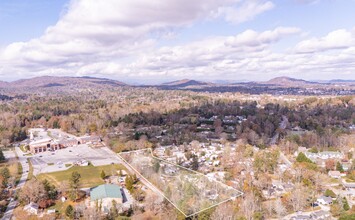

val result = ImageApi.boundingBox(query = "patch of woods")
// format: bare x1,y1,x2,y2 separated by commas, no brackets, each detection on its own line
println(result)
111,98,355,152
0,87,354,151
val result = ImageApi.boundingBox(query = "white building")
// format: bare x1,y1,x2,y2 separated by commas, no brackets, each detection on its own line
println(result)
24,202,39,215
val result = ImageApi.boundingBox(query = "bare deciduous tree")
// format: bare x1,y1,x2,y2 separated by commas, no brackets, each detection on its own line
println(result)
274,197,287,218
288,183,308,212
211,202,237,220
19,179,46,204
241,192,259,220
82,207,103,220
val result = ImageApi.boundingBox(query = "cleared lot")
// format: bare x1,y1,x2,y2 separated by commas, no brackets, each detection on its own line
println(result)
30,144,120,175
37,164,125,188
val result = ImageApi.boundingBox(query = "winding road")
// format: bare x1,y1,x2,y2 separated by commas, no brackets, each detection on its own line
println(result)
2,147,29,220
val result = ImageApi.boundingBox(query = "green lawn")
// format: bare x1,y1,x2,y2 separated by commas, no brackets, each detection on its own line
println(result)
48,200,73,216
27,159,34,180
20,145,27,152
37,164,126,188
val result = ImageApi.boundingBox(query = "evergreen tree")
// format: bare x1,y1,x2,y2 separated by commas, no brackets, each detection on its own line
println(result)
343,197,350,211
69,171,81,201
100,170,106,179
109,200,119,219
0,149,5,162
153,160,160,173
324,189,336,198
65,205,74,218
296,152,313,163
336,162,344,172
1,167,10,186
192,155,199,171
125,175,134,193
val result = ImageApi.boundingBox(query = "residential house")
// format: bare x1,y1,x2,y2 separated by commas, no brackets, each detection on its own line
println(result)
310,210,331,220
24,202,39,215
305,151,344,163
316,196,333,205
290,214,311,220
343,181,355,189
344,189,355,199
328,170,341,179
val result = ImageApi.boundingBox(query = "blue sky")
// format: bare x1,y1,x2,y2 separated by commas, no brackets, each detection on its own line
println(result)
0,0,355,83
0,0,67,46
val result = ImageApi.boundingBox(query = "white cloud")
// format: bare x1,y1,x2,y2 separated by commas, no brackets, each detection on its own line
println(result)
217,0,274,24
122,27,355,81
225,27,301,47
1,0,355,82
120,27,302,79
295,29,355,53
294,0,320,5
1,0,272,79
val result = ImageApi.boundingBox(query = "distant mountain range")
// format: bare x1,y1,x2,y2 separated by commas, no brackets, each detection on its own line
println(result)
160,79,212,87
328,79,355,83
159,76,333,88
0,80,9,87
261,76,320,87
0,76,126,88
0,76,354,90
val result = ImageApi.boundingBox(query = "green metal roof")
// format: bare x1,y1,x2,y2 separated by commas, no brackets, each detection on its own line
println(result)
90,184,122,201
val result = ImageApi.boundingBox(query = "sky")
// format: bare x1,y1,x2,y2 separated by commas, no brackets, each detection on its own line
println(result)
0,0,355,84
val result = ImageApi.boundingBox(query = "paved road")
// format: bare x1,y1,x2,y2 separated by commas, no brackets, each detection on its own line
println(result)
2,147,29,220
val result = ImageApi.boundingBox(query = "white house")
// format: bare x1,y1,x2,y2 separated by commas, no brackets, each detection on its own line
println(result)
24,202,39,215
328,170,341,179
317,196,333,205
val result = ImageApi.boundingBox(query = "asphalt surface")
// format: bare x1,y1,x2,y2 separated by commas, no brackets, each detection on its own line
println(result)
31,145,120,175
2,147,29,220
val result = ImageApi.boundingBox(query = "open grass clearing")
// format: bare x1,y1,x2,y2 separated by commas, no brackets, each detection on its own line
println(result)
0,152,19,178
37,164,126,188
20,145,27,153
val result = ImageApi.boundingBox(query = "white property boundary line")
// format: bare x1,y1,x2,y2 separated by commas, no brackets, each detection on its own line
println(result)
118,151,189,217
118,148,244,218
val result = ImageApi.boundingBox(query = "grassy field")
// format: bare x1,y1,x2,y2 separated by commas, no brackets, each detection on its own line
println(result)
37,164,126,188
19,145,27,152
48,199,74,217
27,159,33,180
0,151,19,178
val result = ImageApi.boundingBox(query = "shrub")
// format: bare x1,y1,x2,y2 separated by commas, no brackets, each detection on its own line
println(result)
296,152,313,163
65,205,74,218
324,189,336,198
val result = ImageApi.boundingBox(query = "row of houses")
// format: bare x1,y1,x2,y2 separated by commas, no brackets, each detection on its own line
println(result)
304,151,344,162
289,210,331,220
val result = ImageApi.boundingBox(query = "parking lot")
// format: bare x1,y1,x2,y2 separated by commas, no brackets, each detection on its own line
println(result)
30,144,120,175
